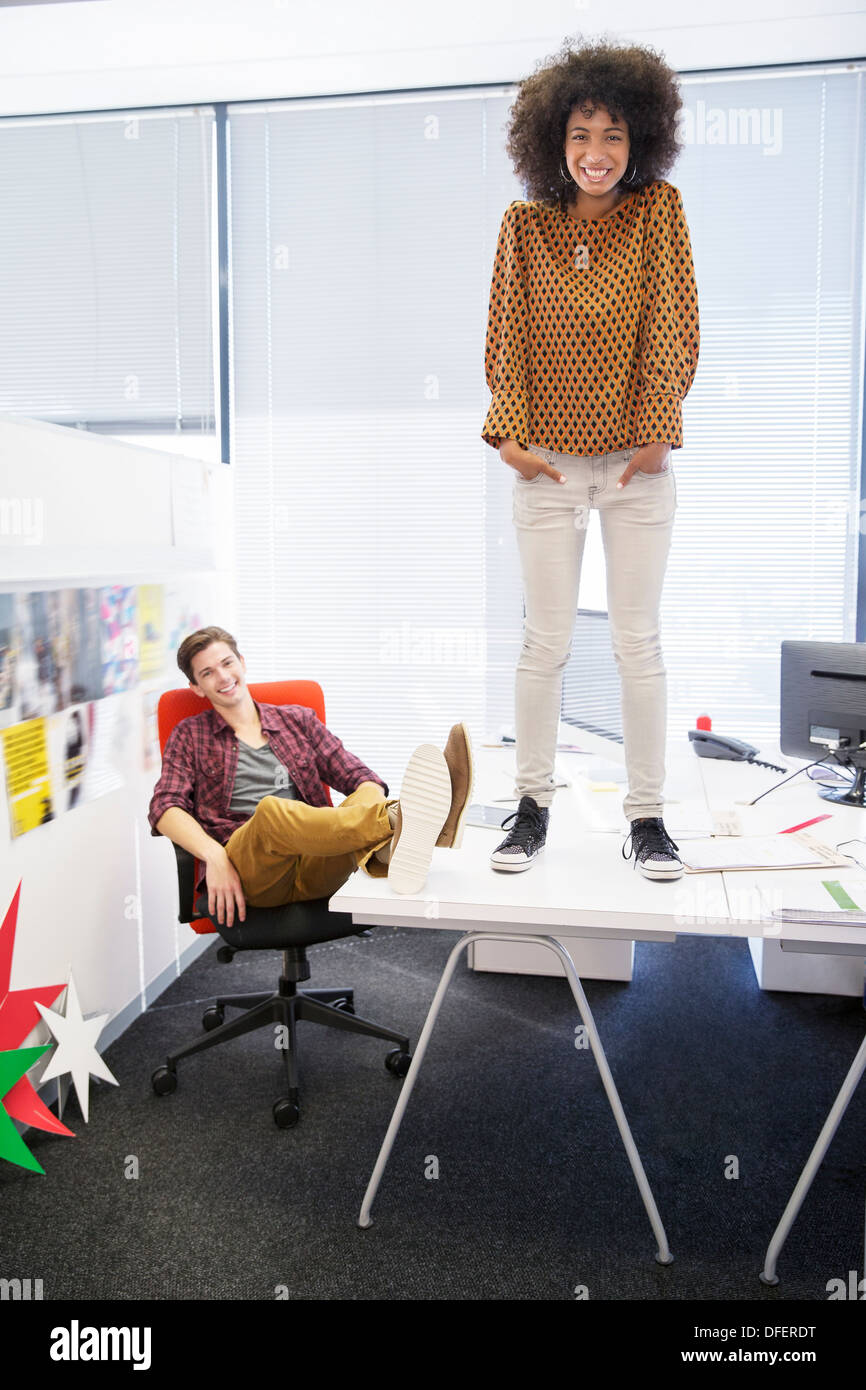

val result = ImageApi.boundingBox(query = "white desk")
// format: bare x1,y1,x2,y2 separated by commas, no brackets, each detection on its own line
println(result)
697,750,866,995
463,740,866,995
330,743,866,1279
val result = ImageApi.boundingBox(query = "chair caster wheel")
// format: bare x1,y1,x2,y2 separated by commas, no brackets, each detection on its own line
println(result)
385,1049,411,1078
273,1097,300,1128
332,996,355,1014
202,1005,224,1032
151,1066,177,1096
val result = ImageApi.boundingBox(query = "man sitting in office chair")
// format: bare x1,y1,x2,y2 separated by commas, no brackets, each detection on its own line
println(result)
147,626,472,923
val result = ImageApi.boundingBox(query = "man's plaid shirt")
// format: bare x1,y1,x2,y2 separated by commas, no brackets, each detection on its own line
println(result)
147,700,388,848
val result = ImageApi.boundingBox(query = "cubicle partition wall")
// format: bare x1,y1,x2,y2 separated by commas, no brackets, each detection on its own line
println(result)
0,414,233,1075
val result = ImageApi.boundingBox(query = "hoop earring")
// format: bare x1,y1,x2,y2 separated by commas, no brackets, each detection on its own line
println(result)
622,159,639,185
559,159,574,184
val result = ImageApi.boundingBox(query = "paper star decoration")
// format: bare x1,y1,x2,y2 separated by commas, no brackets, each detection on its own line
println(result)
36,973,118,1123
0,1045,53,1173
0,882,74,1137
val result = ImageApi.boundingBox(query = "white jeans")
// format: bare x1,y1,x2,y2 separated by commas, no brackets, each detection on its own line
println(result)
512,444,677,821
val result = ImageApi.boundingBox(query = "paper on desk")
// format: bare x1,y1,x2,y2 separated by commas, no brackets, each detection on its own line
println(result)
569,778,715,838
488,765,570,803
580,758,628,784
756,877,866,925
664,815,717,839
680,832,849,873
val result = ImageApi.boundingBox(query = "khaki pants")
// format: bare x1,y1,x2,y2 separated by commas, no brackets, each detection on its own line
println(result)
225,782,393,907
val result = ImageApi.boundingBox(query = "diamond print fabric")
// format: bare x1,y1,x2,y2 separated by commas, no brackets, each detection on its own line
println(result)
482,181,700,456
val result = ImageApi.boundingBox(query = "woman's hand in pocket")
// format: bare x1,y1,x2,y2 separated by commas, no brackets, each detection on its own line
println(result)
500,439,566,484
616,443,672,488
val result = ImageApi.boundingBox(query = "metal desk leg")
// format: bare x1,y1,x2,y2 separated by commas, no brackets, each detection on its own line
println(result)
548,934,673,1265
358,930,471,1231
358,930,672,1266
760,1030,866,1286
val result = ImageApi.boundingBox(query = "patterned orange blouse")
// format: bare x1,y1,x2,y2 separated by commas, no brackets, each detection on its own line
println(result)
481,180,700,457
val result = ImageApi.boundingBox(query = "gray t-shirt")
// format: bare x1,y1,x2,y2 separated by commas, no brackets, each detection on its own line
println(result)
229,739,298,820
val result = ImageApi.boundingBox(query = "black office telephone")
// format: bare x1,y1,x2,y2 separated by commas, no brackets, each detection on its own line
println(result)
688,728,786,774
689,729,758,761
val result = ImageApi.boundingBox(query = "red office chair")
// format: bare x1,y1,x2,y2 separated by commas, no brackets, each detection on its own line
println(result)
150,680,411,1128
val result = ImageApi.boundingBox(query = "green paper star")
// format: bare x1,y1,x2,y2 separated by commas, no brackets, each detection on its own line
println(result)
0,1046,52,1174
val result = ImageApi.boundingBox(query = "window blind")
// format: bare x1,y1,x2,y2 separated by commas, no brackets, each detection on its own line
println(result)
228,67,864,789
228,92,521,785
660,67,864,744
0,106,215,432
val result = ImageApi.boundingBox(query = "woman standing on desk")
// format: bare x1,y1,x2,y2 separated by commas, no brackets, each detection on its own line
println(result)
483,37,700,881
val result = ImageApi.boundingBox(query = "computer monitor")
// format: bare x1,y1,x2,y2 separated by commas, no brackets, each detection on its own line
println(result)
780,640,866,807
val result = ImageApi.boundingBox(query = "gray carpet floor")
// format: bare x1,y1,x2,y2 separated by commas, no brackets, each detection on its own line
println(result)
2,924,864,1303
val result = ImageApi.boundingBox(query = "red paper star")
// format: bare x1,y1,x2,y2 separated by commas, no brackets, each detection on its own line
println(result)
0,882,75,1136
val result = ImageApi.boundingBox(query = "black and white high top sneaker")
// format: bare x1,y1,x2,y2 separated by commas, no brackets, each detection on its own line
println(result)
622,817,682,881
490,795,549,872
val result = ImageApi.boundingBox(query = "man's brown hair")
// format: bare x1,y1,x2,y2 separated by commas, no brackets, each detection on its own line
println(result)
177,626,241,684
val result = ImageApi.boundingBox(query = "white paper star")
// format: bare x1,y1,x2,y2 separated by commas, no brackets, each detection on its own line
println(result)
56,1071,71,1121
35,973,118,1123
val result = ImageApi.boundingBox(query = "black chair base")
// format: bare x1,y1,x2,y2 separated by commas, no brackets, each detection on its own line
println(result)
152,944,411,1127
152,867,411,1125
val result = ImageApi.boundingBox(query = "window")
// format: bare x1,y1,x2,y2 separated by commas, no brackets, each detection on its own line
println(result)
228,66,864,784
0,107,215,438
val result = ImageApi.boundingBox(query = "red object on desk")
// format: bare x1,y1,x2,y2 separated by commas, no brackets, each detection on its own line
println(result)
779,814,832,835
